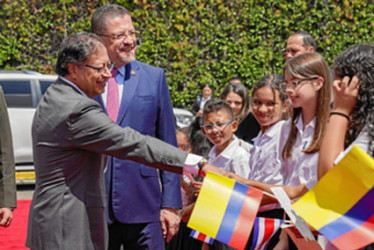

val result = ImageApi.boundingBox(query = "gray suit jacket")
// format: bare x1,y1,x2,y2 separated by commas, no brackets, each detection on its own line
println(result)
26,78,187,250
0,86,16,209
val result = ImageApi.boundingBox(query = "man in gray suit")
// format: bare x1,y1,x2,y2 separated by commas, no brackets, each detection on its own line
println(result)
26,32,207,250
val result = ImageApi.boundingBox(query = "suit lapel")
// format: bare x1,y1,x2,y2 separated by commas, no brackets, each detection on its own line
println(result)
117,61,140,124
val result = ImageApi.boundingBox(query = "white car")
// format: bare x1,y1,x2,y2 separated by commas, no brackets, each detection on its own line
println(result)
173,107,194,128
0,71,58,184
0,71,193,183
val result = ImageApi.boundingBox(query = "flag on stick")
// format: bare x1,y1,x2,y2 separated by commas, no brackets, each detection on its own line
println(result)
250,217,284,250
187,171,263,250
293,145,374,250
190,229,214,244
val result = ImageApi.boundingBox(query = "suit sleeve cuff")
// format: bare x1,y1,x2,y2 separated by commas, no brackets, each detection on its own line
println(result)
183,153,203,175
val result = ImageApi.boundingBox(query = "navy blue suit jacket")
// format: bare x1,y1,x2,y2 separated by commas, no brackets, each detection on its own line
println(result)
94,60,182,224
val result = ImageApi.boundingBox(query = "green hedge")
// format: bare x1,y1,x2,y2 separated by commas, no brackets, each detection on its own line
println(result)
1,0,373,108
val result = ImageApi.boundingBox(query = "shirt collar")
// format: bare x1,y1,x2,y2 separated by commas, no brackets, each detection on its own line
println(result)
202,96,211,102
259,120,285,139
209,137,238,160
59,76,87,97
295,115,316,132
117,66,125,77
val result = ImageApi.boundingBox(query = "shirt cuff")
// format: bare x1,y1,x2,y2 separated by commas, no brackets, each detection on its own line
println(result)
183,153,203,175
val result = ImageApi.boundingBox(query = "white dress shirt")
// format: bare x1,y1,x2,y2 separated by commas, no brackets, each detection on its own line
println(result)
335,125,370,164
208,137,251,178
199,96,211,112
248,120,286,185
280,116,319,190
248,121,285,211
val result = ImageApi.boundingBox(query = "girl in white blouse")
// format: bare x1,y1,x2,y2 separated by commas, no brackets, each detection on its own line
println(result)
206,53,332,249
317,44,374,250
319,44,374,179
224,52,331,200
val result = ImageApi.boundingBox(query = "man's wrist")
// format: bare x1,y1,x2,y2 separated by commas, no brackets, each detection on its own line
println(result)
0,207,14,211
162,207,178,213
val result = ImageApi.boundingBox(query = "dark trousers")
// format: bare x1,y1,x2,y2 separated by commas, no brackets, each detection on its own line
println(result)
166,222,203,250
108,221,164,250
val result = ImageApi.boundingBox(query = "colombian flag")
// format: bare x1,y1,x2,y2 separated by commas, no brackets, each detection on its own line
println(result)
187,171,263,250
293,145,374,250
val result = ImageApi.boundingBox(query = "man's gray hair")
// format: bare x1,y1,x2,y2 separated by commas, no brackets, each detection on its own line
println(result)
91,4,130,34
290,31,317,51
55,32,103,76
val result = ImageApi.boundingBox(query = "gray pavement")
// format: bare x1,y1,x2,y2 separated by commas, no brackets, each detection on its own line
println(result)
17,184,34,200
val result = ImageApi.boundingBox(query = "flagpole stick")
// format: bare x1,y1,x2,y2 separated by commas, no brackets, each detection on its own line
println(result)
263,191,276,199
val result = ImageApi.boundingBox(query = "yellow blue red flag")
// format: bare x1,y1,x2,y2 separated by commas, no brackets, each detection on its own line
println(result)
293,145,374,250
187,171,263,250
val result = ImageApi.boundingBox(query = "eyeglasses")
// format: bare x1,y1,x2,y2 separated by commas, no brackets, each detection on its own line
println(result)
286,77,318,90
78,62,115,73
96,30,138,41
201,120,233,133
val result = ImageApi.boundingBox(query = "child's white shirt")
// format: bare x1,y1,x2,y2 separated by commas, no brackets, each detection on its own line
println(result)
280,116,319,190
249,120,285,212
248,120,286,185
208,137,251,177
335,125,370,164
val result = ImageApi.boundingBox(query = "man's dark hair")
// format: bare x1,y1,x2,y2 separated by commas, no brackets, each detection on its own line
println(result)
290,31,317,51
55,32,103,76
91,4,130,34
202,98,235,122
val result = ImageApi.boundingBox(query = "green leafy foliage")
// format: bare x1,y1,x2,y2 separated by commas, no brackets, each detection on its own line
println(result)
1,0,373,108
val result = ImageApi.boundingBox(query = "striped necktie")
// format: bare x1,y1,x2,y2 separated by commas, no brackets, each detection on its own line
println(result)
107,69,119,122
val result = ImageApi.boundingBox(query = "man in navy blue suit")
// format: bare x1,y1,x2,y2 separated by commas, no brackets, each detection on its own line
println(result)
91,5,181,249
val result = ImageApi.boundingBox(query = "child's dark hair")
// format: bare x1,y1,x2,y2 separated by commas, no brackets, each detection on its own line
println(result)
176,127,191,142
334,44,374,156
189,117,212,159
202,98,235,122
252,74,287,103
201,84,212,90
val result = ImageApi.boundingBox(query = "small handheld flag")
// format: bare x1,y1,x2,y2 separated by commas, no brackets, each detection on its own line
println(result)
293,145,374,250
250,217,284,250
190,229,214,244
187,171,263,250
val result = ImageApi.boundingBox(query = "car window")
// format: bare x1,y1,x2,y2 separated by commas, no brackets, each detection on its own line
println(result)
40,80,54,95
0,80,33,108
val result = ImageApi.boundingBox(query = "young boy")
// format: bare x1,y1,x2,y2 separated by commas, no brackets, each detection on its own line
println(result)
201,99,250,178
199,99,251,250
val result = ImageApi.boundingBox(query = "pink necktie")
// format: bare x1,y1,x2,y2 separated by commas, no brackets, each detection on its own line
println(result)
107,69,119,122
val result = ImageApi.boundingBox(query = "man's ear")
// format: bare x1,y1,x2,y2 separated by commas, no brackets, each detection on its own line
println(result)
67,63,79,79
307,46,315,53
